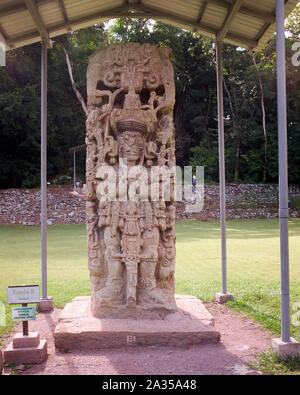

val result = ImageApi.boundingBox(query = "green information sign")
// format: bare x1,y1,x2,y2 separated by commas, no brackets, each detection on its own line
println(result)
12,306,36,322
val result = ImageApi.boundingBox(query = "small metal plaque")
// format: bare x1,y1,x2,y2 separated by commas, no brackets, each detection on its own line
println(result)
7,285,40,305
12,306,36,322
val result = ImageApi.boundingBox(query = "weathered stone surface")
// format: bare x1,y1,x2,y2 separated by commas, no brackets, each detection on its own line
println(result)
54,295,220,351
86,43,177,318
4,339,47,365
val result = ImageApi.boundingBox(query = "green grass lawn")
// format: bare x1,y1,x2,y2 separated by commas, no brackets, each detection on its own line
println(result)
1,219,300,347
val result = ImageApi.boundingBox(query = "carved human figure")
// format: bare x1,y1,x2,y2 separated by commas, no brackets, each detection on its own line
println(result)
86,43,177,318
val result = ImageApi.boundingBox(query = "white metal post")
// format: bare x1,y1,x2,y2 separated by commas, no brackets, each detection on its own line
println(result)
73,150,76,190
216,41,228,296
272,1,300,358
38,40,53,311
41,40,48,301
276,0,290,343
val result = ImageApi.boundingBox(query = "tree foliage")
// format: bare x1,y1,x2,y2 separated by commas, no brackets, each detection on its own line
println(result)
0,16,299,188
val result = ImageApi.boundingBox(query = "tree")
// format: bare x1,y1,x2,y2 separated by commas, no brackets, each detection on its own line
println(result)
286,3,300,38
0,17,300,188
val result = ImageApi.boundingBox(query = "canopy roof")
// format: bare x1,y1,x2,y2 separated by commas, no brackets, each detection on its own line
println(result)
0,0,298,51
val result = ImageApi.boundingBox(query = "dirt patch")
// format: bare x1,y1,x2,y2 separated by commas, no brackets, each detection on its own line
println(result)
2,302,274,375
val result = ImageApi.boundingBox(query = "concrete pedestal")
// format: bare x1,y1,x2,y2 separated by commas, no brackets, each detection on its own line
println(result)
0,349,3,374
4,332,47,365
37,296,53,312
272,337,300,360
215,293,234,304
54,295,220,351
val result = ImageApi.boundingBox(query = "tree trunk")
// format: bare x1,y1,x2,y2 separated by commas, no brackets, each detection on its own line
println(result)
251,51,268,183
223,77,240,182
60,44,88,116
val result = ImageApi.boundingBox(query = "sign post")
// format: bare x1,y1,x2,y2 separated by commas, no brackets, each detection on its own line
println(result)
7,285,40,305
22,304,29,336
7,285,40,336
4,285,48,364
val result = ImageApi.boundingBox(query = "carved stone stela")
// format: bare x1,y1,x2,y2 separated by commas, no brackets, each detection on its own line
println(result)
86,43,176,319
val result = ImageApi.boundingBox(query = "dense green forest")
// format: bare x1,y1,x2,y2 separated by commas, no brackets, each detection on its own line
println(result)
0,7,300,188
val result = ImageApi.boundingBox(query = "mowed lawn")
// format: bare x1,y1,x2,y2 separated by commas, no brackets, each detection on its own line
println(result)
0,219,300,343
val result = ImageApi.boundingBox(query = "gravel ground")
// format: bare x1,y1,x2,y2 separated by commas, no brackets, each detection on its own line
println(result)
2,302,274,376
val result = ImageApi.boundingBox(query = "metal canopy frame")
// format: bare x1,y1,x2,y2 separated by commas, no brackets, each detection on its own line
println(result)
0,0,298,51
69,144,86,190
0,0,297,348
24,0,52,47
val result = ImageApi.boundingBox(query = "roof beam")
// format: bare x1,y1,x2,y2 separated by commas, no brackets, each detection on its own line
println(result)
0,1,27,17
195,0,208,31
226,32,257,49
24,0,52,47
57,0,72,31
0,23,14,48
239,7,275,24
0,24,7,45
7,3,258,49
136,3,258,47
0,0,56,18
254,0,289,43
255,22,271,43
217,0,244,42
205,0,275,23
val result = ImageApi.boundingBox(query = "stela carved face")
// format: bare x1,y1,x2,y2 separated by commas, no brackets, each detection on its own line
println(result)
118,131,145,163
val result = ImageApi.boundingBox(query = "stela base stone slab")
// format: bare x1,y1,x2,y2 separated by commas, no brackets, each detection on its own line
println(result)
54,295,220,351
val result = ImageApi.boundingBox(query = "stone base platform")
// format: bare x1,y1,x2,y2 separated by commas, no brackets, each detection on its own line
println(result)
54,295,220,351
4,332,47,365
